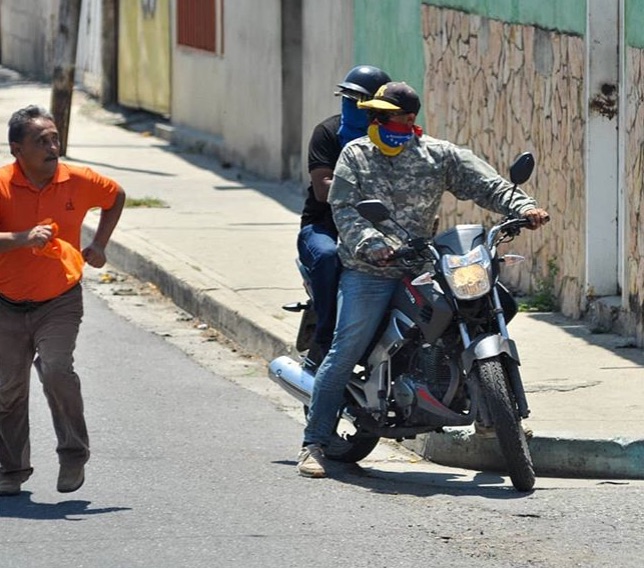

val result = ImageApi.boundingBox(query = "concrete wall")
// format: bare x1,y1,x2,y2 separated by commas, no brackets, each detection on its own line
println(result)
219,0,283,179
0,0,58,80
300,0,354,182
171,13,225,139
1,0,107,98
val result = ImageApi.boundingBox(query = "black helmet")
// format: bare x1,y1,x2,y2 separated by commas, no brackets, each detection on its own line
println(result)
337,65,392,99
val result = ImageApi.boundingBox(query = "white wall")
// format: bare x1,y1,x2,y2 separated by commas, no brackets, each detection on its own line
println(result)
222,0,283,179
170,1,225,136
301,0,354,183
0,0,58,80
169,0,354,182
76,0,102,96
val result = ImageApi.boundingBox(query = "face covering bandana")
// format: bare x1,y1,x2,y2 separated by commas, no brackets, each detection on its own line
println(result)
368,121,422,156
337,97,369,148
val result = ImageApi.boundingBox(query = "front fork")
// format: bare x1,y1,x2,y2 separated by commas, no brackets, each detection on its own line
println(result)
457,288,530,420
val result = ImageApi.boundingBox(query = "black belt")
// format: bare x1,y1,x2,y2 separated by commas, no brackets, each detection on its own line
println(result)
0,294,51,313
0,284,80,313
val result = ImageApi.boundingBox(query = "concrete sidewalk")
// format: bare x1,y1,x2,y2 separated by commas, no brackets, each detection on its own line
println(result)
1,70,643,479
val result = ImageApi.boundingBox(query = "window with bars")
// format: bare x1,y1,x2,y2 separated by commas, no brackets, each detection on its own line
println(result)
177,0,224,55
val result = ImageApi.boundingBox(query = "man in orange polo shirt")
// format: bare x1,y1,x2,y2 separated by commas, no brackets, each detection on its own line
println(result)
0,105,126,496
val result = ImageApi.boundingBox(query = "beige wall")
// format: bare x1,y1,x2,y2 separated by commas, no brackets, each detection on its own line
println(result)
422,6,586,318
118,0,171,116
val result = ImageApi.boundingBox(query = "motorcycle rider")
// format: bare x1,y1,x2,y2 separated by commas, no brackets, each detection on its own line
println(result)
297,81,550,478
297,65,391,369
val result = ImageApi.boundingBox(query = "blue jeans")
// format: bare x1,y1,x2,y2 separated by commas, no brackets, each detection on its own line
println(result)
303,269,398,446
297,224,340,351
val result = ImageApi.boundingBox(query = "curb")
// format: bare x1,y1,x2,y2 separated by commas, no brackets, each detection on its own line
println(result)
83,222,644,481
404,429,644,480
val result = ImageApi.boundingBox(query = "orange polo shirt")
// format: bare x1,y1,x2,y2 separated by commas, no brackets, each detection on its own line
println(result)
0,161,120,302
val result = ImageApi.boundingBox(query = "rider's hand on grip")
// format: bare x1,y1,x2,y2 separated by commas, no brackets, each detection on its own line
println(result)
364,244,395,266
522,208,550,230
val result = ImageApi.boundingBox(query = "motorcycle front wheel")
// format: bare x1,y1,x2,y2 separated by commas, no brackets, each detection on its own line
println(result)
324,411,380,463
477,356,535,492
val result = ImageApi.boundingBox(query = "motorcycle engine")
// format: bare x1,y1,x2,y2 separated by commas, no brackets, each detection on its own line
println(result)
392,341,457,423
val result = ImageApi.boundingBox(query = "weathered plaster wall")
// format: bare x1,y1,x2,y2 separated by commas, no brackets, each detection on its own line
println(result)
421,5,586,317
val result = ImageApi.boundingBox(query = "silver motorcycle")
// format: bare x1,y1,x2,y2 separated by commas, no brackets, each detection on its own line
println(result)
269,152,540,492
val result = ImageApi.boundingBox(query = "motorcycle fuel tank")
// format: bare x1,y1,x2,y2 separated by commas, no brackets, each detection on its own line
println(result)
392,278,453,344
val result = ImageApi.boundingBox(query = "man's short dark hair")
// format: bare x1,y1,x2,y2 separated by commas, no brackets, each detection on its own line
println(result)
8,105,55,144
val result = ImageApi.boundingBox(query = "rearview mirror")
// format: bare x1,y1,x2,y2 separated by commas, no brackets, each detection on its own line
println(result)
356,200,391,224
509,152,535,185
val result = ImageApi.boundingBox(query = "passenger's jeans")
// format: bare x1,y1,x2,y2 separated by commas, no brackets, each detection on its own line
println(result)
303,269,398,446
0,284,88,478
296,224,340,352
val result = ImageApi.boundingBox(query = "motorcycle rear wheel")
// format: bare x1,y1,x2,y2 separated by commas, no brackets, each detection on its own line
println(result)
325,413,380,463
477,357,535,492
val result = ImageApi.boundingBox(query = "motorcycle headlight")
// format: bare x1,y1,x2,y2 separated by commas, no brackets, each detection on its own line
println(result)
441,245,492,300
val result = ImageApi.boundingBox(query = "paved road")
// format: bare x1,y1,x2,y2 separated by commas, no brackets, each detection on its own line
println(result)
2,269,644,568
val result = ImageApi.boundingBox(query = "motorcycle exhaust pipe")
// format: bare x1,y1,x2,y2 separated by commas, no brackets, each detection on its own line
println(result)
268,355,315,407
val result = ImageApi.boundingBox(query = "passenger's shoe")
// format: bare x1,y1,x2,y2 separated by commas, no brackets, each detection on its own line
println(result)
474,421,497,439
297,444,326,478
474,421,534,440
57,464,85,493
302,343,328,372
0,470,32,497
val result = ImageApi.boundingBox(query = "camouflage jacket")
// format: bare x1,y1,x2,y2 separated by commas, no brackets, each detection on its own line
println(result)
329,134,538,278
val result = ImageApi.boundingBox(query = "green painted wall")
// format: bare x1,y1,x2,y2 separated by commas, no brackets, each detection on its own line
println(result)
353,0,426,125
421,0,586,35
353,0,588,130
626,0,644,48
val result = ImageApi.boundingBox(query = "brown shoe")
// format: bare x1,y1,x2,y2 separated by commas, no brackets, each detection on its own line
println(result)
474,421,534,440
57,464,85,493
0,470,32,497
297,444,326,478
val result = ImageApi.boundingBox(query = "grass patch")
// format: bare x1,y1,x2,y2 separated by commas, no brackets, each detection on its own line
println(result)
125,196,169,208
518,258,559,312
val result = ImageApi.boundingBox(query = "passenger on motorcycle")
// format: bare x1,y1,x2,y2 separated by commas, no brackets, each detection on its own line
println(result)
297,81,549,478
297,65,391,370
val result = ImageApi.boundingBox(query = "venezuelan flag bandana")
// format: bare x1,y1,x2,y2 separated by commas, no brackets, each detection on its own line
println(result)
368,121,423,156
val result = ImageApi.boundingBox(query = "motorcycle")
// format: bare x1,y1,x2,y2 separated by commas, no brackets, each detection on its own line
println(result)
269,152,539,492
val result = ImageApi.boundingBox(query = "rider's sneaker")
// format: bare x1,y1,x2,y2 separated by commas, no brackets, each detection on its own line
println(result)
297,443,326,478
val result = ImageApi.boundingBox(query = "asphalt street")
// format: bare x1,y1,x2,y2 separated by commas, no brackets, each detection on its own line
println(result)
1,270,644,568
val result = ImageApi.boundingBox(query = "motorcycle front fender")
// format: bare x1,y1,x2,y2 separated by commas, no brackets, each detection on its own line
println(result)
461,334,520,373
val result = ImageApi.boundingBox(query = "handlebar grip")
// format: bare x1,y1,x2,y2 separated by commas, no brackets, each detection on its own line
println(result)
391,246,417,260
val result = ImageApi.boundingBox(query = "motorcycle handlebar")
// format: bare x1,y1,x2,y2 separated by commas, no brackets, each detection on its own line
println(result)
390,245,419,261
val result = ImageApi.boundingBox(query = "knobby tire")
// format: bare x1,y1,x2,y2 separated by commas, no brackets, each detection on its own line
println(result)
477,357,535,492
